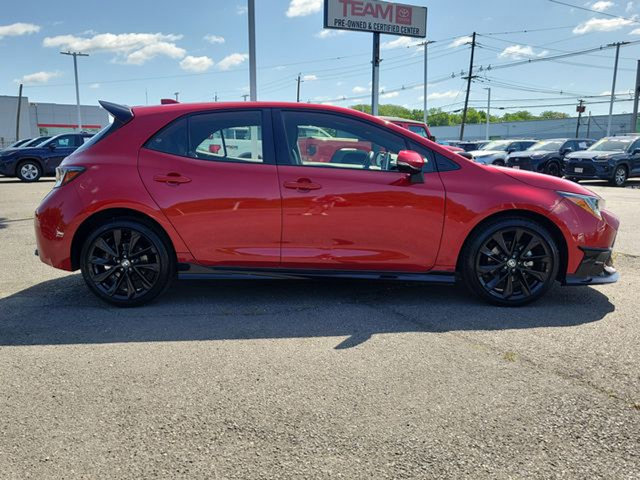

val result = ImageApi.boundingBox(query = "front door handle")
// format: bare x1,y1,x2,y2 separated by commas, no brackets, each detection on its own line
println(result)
283,178,322,191
153,172,192,185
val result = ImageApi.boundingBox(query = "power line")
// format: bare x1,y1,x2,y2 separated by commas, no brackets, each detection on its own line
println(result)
547,0,640,24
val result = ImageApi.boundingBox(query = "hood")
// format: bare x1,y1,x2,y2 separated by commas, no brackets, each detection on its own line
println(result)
511,150,553,157
565,150,622,159
497,166,598,196
469,150,506,157
0,148,20,156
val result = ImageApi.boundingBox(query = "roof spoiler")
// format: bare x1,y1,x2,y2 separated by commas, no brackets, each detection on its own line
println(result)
99,100,133,124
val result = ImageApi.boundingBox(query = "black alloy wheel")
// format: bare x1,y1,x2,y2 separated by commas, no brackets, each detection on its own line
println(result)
546,162,561,177
611,165,627,187
80,220,173,307
462,218,559,306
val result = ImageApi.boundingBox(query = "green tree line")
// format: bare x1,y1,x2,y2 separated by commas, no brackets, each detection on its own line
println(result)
350,104,569,126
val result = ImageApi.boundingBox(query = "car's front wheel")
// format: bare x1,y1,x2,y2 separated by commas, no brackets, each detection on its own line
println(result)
80,219,174,307
546,162,561,177
461,218,560,306
16,160,42,182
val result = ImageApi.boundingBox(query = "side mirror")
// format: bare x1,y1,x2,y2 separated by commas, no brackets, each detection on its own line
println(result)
48,143,56,150
561,147,573,155
633,148,640,155
428,135,436,142
397,150,424,183
507,148,516,154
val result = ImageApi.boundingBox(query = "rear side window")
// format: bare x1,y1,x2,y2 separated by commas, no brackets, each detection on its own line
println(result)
145,118,188,156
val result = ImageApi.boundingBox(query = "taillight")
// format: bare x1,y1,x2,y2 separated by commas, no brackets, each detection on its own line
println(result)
54,166,85,188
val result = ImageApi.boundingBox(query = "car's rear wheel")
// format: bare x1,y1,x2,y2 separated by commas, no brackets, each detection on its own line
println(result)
16,160,42,182
610,165,627,187
461,218,559,306
80,219,174,307
546,162,561,177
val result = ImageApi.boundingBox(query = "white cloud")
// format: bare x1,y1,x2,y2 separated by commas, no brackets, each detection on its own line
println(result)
286,0,323,17
89,83,100,89
236,4,248,15
0,22,40,39
315,29,346,39
499,45,548,60
302,74,317,81
573,17,635,34
204,34,225,44
352,86,368,94
43,32,186,65
381,91,400,99
217,52,248,70
427,90,459,100
381,36,420,50
592,1,615,11
14,71,61,85
449,36,472,48
627,1,634,12
180,55,214,72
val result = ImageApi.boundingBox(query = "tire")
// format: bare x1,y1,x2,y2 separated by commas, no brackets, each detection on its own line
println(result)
493,160,505,166
610,165,628,187
80,219,175,307
461,217,560,307
546,162,561,177
16,160,42,182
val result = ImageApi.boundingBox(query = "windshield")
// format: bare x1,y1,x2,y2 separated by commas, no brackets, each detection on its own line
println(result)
22,136,51,147
588,138,634,152
480,140,511,151
529,140,564,151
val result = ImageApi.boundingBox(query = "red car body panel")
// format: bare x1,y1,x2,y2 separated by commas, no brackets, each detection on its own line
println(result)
34,102,619,285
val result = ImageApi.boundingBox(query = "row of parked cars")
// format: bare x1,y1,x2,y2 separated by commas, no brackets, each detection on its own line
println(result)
0,133,94,182
440,136,640,187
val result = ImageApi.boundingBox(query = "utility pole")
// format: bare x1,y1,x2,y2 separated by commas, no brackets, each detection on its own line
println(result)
607,42,627,136
174,92,180,101
242,94,250,101
576,99,585,137
214,92,218,102
15,84,23,141
248,0,257,101
587,111,592,137
422,39,435,127
484,87,491,140
632,60,640,134
60,51,89,131
296,74,302,102
371,32,381,116
145,89,149,105
459,32,476,141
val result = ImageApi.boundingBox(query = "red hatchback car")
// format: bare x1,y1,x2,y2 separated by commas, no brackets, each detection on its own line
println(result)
35,101,619,307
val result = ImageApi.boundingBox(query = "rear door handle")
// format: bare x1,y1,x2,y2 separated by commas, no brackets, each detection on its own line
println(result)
153,173,192,185
283,178,322,191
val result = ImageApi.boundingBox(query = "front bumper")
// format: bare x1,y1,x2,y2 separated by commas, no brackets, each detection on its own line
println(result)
0,160,16,176
564,247,619,285
563,159,613,179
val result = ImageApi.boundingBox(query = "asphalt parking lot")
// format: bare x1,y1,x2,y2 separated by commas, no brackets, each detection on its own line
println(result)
1,176,639,479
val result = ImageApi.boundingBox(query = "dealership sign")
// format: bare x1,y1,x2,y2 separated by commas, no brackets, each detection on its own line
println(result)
323,0,427,38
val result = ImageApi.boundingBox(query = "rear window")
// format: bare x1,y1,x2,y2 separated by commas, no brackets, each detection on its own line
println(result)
73,124,116,154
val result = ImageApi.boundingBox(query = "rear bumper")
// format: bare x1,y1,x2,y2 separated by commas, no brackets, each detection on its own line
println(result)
564,247,619,285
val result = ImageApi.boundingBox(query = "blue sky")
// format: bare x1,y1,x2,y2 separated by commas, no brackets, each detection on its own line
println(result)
2,0,640,117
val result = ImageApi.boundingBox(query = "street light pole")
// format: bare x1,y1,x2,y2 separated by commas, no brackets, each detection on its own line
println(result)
60,51,89,131
484,87,491,141
248,0,257,101
606,42,626,136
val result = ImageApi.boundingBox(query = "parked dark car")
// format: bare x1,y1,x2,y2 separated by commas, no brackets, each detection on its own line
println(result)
0,133,93,182
444,140,490,152
564,135,640,186
506,138,594,177
1,138,33,151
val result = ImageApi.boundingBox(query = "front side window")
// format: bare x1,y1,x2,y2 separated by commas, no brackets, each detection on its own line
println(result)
190,111,263,163
407,124,428,138
281,111,407,171
52,135,74,148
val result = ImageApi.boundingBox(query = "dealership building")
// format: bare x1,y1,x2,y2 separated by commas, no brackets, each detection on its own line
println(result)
0,95,109,148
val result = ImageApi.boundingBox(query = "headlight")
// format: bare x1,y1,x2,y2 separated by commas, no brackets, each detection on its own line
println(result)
54,166,85,188
530,153,545,159
558,191,605,220
593,155,612,161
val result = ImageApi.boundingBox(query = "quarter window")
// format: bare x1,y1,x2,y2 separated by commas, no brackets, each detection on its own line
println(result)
145,118,188,156
281,111,407,171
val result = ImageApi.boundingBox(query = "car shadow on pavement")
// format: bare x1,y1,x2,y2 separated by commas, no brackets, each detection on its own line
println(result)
0,274,615,349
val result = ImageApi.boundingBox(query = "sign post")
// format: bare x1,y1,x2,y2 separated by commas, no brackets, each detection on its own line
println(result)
323,0,427,117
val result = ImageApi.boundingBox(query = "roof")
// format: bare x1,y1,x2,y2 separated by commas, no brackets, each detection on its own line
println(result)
378,115,423,124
